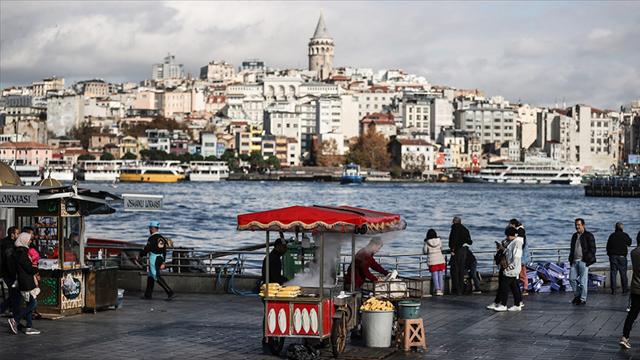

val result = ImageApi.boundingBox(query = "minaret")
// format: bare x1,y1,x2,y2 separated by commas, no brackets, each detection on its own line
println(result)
308,13,334,81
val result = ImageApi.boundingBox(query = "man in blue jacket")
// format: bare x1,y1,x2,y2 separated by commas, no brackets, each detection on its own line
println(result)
569,218,596,305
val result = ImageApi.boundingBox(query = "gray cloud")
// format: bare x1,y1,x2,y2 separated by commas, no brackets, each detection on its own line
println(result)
1,0,639,109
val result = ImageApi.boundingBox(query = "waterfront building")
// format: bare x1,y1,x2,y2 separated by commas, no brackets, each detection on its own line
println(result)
454,98,517,145
0,141,52,168
360,112,397,139
145,129,171,153
152,53,185,81
308,13,334,81
389,138,438,175
263,109,301,141
200,133,218,158
566,105,621,172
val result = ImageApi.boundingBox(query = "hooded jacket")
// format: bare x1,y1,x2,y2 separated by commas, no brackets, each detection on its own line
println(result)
504,236,524,278
423,237,445,266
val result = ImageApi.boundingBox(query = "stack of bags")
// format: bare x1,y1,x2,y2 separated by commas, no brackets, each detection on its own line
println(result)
259,284,302,298
259,283,281,297
524,262,605,293
275,286,302,298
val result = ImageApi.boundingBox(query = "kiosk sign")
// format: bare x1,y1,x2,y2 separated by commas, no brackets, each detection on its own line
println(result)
123,194,163,211
0,189,38,208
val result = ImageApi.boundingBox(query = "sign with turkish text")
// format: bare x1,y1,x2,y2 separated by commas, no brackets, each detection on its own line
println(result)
0,189,39,208
123,194,163,211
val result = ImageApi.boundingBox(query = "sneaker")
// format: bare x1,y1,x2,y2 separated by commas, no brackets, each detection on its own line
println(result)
620,336,631,349
627,306,631,312
435,291,444,296
165,292,176,301
493,305,508,312
24,327,40,335
486,303,499,310
7,318,18,335
577,299,587,306
473,290,482,295
508,305,522,312
571,297,580,305
519,302,525,308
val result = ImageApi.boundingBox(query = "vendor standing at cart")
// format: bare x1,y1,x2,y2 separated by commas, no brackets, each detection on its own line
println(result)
344,237,389,291
261,234,288,285
138,221,175,300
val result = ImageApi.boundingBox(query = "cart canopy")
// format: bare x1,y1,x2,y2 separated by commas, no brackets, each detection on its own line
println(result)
237,205,406,234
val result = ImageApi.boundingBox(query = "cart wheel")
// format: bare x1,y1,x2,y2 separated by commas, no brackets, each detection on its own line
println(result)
331,311,347,358
264,337,285,356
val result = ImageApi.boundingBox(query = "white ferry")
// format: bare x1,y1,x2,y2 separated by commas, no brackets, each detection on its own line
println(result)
463,163,583,185
45,159,74,182
79,160,130,182
119,161,186,183
188,161,229,181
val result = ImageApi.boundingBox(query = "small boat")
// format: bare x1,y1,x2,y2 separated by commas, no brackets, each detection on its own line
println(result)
340,163,363,184
119,161,186,183
188,161,229,181
79,160,128,182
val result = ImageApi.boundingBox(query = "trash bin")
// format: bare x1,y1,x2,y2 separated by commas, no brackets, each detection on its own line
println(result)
361,310,394,347
397,301,421,319
116,289,125,309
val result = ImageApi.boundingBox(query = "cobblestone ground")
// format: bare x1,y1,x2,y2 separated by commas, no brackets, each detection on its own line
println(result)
1,291,639,359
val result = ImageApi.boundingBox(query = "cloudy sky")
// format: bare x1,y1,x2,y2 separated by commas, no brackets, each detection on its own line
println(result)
1,1,638,109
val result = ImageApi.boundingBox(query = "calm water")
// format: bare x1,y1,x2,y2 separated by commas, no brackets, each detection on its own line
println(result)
84,181,639,254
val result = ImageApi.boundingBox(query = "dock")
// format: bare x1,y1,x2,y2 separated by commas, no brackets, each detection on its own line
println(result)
1,292,636,359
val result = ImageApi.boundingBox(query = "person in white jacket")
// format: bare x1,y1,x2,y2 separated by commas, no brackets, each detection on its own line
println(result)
423,229,446,296
488,227,524,312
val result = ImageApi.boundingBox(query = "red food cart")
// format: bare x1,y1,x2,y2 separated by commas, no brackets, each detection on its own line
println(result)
237,205,406,357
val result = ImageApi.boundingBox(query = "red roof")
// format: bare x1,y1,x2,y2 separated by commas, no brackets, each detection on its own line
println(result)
397,139,431,146
0,141,51,149
237,205,405,234
361,112,395,125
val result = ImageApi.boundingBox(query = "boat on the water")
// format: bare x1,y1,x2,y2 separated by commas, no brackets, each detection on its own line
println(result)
340,163,363,184
45,159,74,182
463,162,582,185
119,160,186,183
79,160,132,182
188,161,229,181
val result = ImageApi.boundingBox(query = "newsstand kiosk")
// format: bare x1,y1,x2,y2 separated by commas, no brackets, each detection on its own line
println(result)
0,171,163,316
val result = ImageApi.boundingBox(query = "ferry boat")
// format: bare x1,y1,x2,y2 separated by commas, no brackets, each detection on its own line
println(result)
1,160,41,185
463,163,582,185
119,161,186,183
363,169,391,182
188,161,229,181
340,163,363,184
45,159,74,182
79,160,127,182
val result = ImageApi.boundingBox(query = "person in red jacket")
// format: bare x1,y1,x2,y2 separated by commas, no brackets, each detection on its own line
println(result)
344,237,389,290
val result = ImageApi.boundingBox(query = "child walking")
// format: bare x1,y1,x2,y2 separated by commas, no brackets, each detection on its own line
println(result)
423,229,446,296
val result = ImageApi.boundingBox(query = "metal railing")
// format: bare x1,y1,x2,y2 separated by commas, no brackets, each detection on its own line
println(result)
85,242,616,279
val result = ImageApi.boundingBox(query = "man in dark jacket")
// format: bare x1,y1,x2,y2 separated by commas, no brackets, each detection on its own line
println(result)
0,226,19,314
139,221,174,300
620,232,640,349
607,222,632,294
569,218,596,305
261,237,289,285
8,232,40,335
449,216,472,295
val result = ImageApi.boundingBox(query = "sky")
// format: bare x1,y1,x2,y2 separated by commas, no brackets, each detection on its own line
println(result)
1,1,639,109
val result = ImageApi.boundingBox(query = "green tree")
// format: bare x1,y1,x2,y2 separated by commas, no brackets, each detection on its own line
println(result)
140,149,170,161
205,155,219,161
249,151,267,172
346,129,391,170
266,155,281,169
100,151,115,161
78,154,96,161
68,123,96,150
121,152,137,160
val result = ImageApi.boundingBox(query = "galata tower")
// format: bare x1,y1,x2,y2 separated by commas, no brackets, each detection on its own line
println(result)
308,13,334,81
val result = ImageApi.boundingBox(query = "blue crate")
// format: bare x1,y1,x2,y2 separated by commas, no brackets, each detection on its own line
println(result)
589,274,606,282
547,263,565,274
539,285,552,293
550,282,561,291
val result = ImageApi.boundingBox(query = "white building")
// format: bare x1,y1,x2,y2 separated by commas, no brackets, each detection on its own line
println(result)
152,53,185,81
401,93,433,136
454,100,517,145
389,138,438,173
430,98,454,141
200,60,236,83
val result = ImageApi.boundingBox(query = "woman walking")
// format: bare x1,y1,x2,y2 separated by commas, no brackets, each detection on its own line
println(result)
423,229,446,296
7,233,40,335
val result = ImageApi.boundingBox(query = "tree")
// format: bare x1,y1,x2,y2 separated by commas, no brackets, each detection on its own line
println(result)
78,154,96,161
346,128,391,170
140,149,170,161
248,151,267,173
204,155,219,161
68,123,96,150
121,152,137,160
100,151,115,161
266,155,281,170
313,139,343,167
120,116,187,138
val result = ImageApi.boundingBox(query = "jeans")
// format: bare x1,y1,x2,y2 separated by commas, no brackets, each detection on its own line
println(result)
497,274,522,307
623,293,640,338
431,270,443,292
467,261,481,291
451,247,468,295
14,294,37,328
569,260,589,301
609,255,629,292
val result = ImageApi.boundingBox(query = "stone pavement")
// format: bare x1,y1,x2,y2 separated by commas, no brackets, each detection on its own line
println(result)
1,291,639,359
